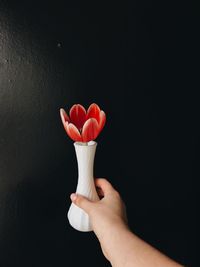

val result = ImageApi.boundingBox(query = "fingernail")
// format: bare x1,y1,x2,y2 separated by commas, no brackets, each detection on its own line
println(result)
70,193,77,201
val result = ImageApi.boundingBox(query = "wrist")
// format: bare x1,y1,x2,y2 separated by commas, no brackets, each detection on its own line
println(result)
99,220,131,262
95,216,129,242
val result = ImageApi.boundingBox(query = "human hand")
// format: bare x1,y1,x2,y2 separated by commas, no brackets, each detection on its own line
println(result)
70,179,183,267
70,178,129,260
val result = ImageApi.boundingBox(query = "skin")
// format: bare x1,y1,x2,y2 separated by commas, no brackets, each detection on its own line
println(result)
70,178,183,267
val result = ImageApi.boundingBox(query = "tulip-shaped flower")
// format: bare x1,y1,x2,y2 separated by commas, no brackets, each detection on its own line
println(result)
60,103,106,143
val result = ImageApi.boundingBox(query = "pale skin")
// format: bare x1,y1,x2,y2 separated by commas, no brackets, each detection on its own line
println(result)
70,178,184,267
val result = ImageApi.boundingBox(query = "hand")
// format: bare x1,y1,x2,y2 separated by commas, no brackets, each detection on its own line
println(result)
70,179,183,267
70,178,129,260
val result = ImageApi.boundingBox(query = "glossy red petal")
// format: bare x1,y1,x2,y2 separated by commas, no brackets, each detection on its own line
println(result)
86,103,101,123
82,118,99,142
60,108,70,125
98,110,106,132
65,122,82,142
69,104,86,130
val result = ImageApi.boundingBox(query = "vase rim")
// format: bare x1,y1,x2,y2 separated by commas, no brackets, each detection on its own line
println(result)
74,141,97,147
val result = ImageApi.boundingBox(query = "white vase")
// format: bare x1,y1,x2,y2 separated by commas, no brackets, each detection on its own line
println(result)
67,141,99,232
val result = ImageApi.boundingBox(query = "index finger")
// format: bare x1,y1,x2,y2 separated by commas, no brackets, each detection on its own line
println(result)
95,178,115,195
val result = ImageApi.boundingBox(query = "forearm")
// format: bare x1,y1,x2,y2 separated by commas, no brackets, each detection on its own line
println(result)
101,224,183,267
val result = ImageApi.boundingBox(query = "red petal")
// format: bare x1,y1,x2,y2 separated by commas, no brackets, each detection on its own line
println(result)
98,111,106,132
86,103,101,123
60,108,70,124
65,122,82,142
69,104,86,130
82,118,99,142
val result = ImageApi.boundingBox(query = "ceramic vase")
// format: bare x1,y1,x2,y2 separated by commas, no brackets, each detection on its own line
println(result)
67,141,99,232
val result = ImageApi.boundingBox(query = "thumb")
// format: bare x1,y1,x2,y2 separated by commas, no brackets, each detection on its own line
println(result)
70,193,93,214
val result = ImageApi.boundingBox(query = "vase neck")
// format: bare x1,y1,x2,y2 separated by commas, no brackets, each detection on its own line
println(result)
74,142,97,181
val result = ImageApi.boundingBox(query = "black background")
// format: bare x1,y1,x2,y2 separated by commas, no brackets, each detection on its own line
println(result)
0,1,197,266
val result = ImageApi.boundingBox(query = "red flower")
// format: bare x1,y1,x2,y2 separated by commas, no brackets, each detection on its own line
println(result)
60,103,106,142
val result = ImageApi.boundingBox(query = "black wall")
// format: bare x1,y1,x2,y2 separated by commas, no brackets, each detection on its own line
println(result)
0,1,197,267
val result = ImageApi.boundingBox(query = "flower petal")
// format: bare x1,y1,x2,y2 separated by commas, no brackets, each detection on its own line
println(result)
82,118,99,142
98,110,106,132
65,122,82,142
69,104,86,130
86,103,101,123
60,108,70,124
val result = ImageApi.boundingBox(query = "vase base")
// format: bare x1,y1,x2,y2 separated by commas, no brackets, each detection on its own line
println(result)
68,220,93,232
67,203,93,232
